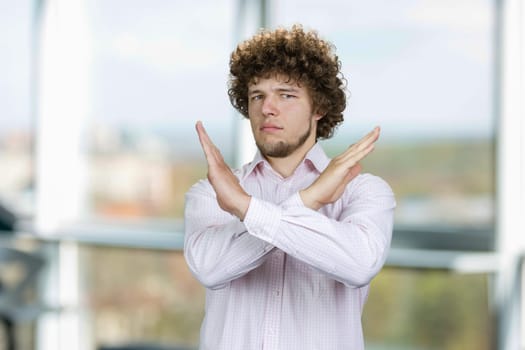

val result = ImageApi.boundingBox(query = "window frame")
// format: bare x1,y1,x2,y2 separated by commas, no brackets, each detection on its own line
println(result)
20,0,525,349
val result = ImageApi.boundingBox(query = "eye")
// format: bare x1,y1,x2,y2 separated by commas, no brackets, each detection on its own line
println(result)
250,95,263,101
281,94,296,99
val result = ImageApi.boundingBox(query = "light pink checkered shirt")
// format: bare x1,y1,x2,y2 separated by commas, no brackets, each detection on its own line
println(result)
184,143,395,350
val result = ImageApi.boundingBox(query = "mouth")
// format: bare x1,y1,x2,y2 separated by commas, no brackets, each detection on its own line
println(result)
260,124,283,133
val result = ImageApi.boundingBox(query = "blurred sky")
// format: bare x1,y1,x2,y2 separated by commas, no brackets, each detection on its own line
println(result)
0,0,494,143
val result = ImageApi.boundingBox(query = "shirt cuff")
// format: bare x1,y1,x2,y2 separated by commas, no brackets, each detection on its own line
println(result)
243,196,282,244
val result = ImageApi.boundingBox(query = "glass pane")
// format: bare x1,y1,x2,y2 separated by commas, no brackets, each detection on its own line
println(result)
80,245,205,348
86,0,235,220
0,0,34,218
363,268,494,349
0,236,43,349
270,0,495,229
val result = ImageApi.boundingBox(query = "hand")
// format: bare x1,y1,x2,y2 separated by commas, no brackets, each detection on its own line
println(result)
195,121,251,220
300,127,380,210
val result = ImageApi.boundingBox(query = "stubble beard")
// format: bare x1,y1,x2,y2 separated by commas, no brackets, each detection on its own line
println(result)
255,120,313,158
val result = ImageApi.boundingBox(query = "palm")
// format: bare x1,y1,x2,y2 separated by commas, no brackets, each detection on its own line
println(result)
195,121,251,219
300,127,380,210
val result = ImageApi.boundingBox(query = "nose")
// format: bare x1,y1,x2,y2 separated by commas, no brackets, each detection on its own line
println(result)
261,95,278,117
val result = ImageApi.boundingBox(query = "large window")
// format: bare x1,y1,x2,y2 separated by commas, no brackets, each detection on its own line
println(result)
363,268,493,350
0,0,35,219
85,0,236,221
75,1,235,347
268,0,497,348
80,246,204,348
6,0,510,349
270,0,495,231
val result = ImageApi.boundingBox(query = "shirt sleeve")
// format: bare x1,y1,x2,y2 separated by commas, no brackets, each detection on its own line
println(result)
242,174,396,288
183,179,275,290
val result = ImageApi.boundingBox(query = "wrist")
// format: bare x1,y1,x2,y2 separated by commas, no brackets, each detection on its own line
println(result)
233,194,251,221
299,188,321,211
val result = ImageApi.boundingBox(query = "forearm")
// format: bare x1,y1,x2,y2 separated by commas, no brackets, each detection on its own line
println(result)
278,204,392,286
243,179,395,287
184,186,274,289
184,221,273,289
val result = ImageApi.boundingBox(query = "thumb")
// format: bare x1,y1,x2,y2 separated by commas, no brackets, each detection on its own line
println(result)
343,163,362,184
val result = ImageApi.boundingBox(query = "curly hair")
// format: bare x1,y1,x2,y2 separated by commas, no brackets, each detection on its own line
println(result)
228,24,347,140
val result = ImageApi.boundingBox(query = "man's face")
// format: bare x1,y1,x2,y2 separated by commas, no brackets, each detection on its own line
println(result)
247,75,321,158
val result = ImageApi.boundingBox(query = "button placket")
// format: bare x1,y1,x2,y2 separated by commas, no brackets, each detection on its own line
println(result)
262,250,285,349
262,176,294,349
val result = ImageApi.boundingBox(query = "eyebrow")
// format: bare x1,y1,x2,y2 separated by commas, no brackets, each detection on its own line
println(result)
248,86,301,95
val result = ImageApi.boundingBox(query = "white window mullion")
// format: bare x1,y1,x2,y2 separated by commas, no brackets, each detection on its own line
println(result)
35,0,91,233
496,0,524,349
35,0,92,349
232,0,265,168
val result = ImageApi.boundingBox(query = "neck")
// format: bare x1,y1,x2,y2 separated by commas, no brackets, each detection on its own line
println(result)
266,139,316,178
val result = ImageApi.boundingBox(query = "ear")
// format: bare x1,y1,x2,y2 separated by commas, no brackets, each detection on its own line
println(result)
313,113,324,121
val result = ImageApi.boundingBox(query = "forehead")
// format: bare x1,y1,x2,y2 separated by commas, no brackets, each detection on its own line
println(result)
249,74,305,90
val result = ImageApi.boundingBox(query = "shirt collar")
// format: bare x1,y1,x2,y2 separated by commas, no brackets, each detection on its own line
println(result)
242,143,330,180
243,152,266,180
304,142,331,173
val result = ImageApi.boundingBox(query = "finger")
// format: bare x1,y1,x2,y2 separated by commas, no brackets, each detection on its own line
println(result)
353,126,380,151
338,127,379,159
349,162,362,177
196,121,217,157
196,123,220,169
351,142,376,163
341,163,362,186
340,127,379,159
195,121,226,166
338,142,375,169
196,121,213,151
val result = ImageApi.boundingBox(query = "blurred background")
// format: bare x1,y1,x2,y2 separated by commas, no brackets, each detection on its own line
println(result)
0,0,523,349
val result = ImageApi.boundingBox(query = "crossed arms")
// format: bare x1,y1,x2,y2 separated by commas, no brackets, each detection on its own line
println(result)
184,122,395,289
194,121,379,218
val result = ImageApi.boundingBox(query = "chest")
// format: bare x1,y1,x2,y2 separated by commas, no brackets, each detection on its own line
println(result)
242,168,317,203
241,169,345,220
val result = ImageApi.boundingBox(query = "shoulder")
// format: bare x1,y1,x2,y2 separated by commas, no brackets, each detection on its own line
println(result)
322,173,395,220
186,178,213,199
346,173,395,200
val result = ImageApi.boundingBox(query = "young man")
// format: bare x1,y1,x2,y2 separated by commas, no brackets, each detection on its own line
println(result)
184,25,395,350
